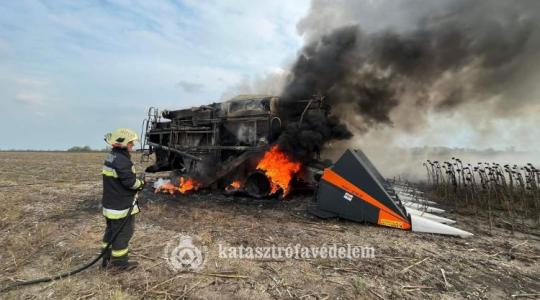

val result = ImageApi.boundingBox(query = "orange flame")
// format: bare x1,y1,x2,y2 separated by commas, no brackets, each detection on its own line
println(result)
155,182,177,195
155,177,201,194
179,177,200,194
229,180,241,189
256,145,301,197
225,180,242,192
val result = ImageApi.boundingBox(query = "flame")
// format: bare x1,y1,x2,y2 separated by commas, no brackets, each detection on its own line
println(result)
225,180,242,192
229,180,242,190
155,177,200,194
179,177,200,194
155,182,177,195
256,145,301,197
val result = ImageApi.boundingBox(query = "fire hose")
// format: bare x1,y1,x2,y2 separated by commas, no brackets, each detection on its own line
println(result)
0,174,145,293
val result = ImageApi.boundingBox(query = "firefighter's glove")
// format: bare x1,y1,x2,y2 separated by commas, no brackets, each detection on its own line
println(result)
137,179,146,191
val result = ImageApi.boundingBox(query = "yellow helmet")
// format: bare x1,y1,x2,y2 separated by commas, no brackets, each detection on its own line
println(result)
104,128,139,147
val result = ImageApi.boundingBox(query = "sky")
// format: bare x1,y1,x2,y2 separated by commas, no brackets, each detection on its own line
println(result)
0,1,538,153
0,0,310,150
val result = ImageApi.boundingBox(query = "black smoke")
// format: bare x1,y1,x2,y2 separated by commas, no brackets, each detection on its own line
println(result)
278,113,352,162
276,0,540,161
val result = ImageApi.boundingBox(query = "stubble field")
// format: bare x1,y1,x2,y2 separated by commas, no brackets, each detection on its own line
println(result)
0,152,538,299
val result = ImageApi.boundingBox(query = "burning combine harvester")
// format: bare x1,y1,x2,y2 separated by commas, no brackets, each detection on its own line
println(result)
142,95,322,198
141,95,472,238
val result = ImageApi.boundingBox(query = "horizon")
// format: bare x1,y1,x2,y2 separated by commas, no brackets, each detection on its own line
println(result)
1,145,537,153
1,1,538,152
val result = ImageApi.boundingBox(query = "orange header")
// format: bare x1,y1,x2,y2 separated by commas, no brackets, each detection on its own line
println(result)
321,168,411,230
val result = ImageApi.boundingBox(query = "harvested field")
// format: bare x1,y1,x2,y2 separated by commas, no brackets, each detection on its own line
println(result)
0,152,539,299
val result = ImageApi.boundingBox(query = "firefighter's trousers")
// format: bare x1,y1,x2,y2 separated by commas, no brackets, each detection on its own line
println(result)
102,216,135,262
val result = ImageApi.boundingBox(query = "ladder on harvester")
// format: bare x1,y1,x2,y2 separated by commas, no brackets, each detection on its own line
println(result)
140,107,160,163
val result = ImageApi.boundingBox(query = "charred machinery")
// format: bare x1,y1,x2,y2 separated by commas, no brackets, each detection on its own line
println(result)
141,95,327,197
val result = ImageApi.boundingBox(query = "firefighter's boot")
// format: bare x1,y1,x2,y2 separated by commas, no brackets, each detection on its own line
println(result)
110,258,139,271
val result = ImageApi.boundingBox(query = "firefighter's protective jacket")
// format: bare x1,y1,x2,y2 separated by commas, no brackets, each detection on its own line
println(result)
101,148,142,219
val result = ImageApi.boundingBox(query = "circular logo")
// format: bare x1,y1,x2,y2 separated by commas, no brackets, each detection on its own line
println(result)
165,235,205,271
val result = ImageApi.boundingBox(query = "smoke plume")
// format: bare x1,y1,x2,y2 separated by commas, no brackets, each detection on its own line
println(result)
277,0,540,165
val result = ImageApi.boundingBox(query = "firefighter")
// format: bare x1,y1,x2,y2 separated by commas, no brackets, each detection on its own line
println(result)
101,128,145,270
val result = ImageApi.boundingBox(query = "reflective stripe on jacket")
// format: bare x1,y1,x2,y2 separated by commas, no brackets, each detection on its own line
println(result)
101,148,142,217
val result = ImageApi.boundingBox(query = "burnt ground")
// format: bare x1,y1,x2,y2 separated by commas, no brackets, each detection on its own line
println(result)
0,152,539,299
